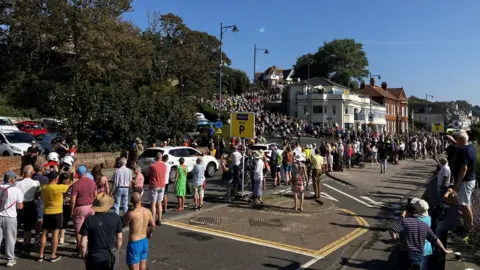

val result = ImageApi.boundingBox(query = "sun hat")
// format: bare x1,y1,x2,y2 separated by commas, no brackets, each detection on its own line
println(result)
92,193,114,212
31,140,37,144
252,151,263,159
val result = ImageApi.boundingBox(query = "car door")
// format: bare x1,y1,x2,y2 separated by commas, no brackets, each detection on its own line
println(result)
186,148,202,172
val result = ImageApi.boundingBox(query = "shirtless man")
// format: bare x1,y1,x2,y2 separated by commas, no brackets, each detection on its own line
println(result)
122,192,155,270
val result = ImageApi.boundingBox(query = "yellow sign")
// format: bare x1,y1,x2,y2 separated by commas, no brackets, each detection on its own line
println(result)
230,112,255,139
431,122,444,133
215,128,222,135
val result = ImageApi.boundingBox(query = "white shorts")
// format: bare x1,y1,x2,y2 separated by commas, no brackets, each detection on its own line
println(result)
150,188,165,203
457,180,476,207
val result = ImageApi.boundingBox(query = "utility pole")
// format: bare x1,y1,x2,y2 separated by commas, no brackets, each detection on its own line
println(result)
218,22,239,118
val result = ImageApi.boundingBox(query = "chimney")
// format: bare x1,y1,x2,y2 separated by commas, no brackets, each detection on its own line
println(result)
369,77,375,86
360,82,366,89
381,81,387,90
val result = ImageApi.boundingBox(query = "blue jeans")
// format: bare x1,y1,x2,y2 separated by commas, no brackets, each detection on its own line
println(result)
379,159,387,172
114,188,129,215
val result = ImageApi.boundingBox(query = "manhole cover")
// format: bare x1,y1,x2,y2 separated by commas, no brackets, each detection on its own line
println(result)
189,217,222,226
249,218,283,227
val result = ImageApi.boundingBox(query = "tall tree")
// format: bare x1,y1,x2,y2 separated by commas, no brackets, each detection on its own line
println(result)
294,39,369,88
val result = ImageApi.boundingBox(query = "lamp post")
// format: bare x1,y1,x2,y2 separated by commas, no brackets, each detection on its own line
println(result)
425,94,434,130
307,60,315,79
253,44,269,92
368,74,381,132
218,22,239,117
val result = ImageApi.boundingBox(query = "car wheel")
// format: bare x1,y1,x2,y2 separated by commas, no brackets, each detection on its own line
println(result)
169,167,177,183
206,162,216,178
3,151,10,156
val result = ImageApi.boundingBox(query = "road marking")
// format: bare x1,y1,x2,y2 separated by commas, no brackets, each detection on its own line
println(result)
360,196,383,205
164,220,318,257
321,192,339,202
296,256,323,270
323,183,374,208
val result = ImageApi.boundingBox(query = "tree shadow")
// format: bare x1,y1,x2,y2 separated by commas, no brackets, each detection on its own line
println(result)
262,256,302,270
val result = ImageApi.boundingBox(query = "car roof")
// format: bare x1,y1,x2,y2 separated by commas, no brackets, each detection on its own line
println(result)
145,146,198,151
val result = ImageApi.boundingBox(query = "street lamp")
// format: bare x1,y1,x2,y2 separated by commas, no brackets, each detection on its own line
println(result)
218,22,239,117
253,44,269,92
425,94,434,129
368,74,381,131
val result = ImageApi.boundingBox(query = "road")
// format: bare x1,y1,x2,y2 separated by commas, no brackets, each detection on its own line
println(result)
7,157,437,269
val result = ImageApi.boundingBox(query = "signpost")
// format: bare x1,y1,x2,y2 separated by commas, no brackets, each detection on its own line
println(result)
431,122,444,133
230,112,255,196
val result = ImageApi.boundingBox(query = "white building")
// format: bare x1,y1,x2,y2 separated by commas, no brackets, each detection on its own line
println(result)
287,78,386,131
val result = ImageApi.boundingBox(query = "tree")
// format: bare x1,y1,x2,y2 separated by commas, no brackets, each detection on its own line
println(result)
294,39,369,88
220,67,250,95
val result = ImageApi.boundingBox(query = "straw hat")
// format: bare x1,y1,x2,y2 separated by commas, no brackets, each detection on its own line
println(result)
92,193,114,213
294,153,306,162
252,151,263,159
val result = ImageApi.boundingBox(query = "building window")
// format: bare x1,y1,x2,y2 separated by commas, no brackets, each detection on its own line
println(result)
324,106,327,114
332,105,336,114
345,106,349,115
312,106,323,114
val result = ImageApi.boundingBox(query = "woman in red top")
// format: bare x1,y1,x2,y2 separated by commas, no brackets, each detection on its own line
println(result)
347,144,354,169
91,164,110,195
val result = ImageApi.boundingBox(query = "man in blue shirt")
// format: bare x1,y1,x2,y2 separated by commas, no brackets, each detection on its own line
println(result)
191,158,206,211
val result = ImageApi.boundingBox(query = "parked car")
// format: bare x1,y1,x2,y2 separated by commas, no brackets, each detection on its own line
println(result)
34,132,62,154
138,146,219,182
0,131,37,156
16,121,48,136
0,117,19,132
250,143,283,162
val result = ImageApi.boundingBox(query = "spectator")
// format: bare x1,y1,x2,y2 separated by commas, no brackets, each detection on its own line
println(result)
0,171,24,267
38,171,72,262
175,158,187,211
389,201,451,269
58,172,73,245
92,164,110,195
452,131,476,231
80,193,122,269
411,199,433,270
378,143,387,174
132,165,145,195
25,141,40,167
148,152,167,225
71,165,97,257
32,162,48,244
111,157,132,216
292,153,307,211
310,149,325,200
437,157,451,202
14,165,40,253
221,155,234,202
191,158,206,211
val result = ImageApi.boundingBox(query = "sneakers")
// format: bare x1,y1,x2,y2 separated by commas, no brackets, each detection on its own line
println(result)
155,220,162,226
6,260,17,267
50,256,62,263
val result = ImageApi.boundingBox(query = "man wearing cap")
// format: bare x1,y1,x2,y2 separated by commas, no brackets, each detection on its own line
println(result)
80,193,123,269
26,140,40,167
0,171,24,267
14,165,40,253
71,165,97,257
38,171,72,262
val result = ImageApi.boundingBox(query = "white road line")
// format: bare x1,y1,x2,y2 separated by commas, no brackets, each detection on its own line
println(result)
323,183,374,208
360,196,383,205
321,192,339,202
296,256,324,270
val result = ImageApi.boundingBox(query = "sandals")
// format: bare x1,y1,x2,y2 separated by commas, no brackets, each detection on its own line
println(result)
38,256,45,262
51,256,62,263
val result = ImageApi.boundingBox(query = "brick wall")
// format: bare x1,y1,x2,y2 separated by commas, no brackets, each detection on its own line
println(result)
0,152,120,174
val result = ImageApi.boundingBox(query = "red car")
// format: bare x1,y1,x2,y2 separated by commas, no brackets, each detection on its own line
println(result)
16,121,48,136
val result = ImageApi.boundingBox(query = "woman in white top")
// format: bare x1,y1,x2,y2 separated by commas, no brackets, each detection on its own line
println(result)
371,143,378,164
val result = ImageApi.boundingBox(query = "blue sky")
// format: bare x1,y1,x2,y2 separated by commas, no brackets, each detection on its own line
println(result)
125,0,480,104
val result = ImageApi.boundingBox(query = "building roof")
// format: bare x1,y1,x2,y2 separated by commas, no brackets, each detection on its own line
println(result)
264,66,283,76
303,77,350,89
282,69,294,79
386,88,407,100
355,85,399,100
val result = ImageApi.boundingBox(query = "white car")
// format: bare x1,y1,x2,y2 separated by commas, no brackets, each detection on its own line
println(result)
250,143,283,162
0,117,19,132
0,131,36,156
138,146,219,181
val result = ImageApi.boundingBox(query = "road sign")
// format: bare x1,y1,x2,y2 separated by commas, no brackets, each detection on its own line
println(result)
215,128,222,135
215,121,223,129
431,122,444,133
230,112,255,139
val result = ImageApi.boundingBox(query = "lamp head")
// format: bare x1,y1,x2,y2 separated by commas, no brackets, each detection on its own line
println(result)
264,49,269,55
232,25,239,32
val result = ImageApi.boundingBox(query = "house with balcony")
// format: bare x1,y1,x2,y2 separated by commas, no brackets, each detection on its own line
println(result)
355,78,409,134
256,66,295,89
286,77,386,131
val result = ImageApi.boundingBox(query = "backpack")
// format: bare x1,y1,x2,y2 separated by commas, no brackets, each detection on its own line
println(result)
277,152,283,166
0,186,16,212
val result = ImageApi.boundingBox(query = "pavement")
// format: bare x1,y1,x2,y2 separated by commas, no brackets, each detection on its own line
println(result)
3,156,439,269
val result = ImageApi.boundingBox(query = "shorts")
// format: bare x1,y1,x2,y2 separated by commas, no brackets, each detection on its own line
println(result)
285,164,292,172
73,205,94,233
36,200,44,221
18,201,37,231
43,213,63,230
126,238,149,265
457,180,476,207
149,188,165,203
134,187,144,194
270,165,277,178
192,185,203,197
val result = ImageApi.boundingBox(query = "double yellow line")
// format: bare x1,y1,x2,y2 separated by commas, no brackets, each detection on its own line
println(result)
164,208,369,259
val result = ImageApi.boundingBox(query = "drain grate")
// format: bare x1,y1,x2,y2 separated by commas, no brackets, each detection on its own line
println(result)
189,217,222,226
249,218,283,227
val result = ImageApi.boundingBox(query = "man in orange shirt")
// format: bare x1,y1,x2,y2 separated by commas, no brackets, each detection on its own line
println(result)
147,152,167,226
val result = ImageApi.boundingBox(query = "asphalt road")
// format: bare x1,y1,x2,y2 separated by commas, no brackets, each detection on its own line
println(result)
7,156,437,269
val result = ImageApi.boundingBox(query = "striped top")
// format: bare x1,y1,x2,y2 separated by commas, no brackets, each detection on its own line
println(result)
390,217,437,254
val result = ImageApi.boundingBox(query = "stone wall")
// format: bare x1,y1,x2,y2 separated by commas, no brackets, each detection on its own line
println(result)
0,152,120,174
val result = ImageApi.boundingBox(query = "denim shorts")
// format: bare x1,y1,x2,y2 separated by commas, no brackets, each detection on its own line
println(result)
284,164,292,172
149,188,165,203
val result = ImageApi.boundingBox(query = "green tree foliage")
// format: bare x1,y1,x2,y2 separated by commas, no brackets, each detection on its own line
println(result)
221,67,251,95
294,39,369,88
0,2,220,151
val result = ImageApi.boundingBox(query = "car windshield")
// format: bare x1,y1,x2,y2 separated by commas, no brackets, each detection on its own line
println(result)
0,119,14,126
139,149,164,158
24,123,43,130
250,145,268,150
4,132,34,143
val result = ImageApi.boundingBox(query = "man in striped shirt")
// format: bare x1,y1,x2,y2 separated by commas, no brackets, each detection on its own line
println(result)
389,204,452,269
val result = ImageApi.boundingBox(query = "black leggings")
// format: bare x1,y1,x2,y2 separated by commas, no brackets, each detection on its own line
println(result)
62,205,71,229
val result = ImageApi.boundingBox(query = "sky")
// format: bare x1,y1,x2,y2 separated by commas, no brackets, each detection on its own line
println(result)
124,0,480,104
